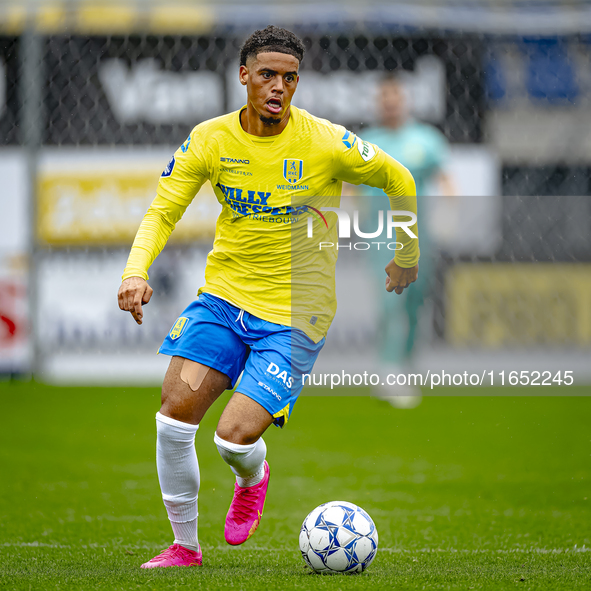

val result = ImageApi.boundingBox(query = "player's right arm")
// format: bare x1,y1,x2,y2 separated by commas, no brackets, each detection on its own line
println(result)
118,127,211,325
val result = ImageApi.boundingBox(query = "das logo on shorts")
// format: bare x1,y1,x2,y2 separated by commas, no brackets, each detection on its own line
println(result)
169,317,189,340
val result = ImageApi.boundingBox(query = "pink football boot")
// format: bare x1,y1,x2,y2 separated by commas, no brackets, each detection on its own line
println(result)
140,543,202,568
224,461,270,545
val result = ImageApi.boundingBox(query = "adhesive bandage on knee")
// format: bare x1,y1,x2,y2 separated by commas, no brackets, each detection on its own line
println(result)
156,412,200,551
214,433,267,487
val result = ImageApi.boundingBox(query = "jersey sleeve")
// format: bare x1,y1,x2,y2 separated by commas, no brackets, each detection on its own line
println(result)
122,125,212,280
332,126,387,186
156,125,212,206
333,127,420,269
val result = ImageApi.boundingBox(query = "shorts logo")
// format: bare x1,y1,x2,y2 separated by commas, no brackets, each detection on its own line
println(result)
357,139,376,162
161,156,176,177
266,362,293,388
341,130,357,149
169,317,189,340
283,159,303,184
258,381,281,401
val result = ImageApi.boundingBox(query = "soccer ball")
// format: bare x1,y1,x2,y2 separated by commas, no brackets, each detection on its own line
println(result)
299,501,378,574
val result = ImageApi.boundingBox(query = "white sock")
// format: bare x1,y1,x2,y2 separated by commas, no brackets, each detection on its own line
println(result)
214,433,266,487
156,412,200,551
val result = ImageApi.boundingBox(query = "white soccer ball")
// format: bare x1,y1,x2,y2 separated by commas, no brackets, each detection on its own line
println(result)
299,501,378,574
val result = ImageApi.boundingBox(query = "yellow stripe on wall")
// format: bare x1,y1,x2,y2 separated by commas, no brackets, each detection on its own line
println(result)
0,5,27,34
0,2,215,35
76,4,138,35
35,3,68,34
148,5,215,34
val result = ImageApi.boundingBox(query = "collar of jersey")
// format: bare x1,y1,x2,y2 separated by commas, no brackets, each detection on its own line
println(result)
233,105,297,149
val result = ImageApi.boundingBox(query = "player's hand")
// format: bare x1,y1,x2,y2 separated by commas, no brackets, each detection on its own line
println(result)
385,260,419,295
118,277,153,325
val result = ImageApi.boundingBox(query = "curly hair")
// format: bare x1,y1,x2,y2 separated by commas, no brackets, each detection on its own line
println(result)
239,25,305,66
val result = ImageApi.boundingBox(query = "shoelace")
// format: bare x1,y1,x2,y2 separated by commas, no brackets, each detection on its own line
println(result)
152,544,194,562
231,485,260,524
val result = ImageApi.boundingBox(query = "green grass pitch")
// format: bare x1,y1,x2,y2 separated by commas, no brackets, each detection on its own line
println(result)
1,381,590,590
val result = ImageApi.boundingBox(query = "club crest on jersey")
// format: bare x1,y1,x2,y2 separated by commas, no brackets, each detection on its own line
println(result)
169,317,189,340
283,159,303,184
161,156,176,177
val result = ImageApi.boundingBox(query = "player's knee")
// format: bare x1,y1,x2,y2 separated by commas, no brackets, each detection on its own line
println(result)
158,404,196,426
159,388,196,424
215,421,257,445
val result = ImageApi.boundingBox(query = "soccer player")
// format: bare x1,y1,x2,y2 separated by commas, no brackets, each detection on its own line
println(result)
362,73,454,407
117,26,419,568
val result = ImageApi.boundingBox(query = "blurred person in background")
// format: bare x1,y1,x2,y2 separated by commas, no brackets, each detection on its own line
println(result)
363,73,455,408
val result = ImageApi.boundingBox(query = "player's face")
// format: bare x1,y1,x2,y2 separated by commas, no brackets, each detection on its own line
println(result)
379,80,408,128
239,52,300,125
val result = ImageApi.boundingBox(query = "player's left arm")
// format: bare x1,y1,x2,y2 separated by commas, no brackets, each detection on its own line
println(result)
333,133,419,295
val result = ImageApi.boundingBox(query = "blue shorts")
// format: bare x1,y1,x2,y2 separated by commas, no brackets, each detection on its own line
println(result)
158,292,325,427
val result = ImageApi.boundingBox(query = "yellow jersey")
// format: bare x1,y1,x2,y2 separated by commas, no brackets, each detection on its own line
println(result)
122,106,418,342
